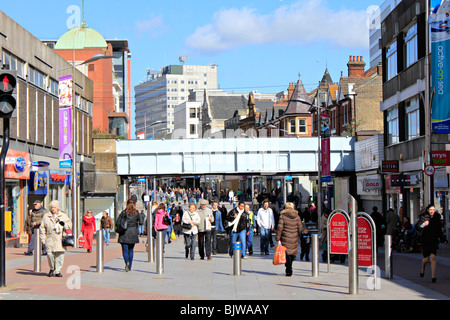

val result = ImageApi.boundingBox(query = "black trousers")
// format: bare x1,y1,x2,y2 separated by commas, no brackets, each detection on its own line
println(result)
285,254,296,275
198,230,212,259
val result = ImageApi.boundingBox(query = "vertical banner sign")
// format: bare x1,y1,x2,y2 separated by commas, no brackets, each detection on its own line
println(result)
58,75,73,169
321,138,331,183
431,0,450,133
329,213,349,254
357,217,373,267
321,114,331,183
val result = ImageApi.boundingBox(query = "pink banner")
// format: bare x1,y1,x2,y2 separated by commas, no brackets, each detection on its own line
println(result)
59,107,73,168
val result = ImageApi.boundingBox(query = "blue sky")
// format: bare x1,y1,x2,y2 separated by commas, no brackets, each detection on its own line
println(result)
2,0,383,123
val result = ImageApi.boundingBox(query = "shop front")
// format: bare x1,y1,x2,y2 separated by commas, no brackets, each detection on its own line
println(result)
4,150,30,247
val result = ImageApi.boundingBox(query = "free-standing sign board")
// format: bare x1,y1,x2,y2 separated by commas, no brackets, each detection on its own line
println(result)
357,216,373,267
329,212,349,254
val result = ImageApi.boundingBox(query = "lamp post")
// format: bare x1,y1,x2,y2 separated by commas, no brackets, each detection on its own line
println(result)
286,98,323,233
59,53,113,246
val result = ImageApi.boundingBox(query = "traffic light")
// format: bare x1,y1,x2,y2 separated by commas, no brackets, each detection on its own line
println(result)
0,70,17,118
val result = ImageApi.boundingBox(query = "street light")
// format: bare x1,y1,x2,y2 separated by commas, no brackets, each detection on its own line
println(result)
288,98,323,233
59,53,113,246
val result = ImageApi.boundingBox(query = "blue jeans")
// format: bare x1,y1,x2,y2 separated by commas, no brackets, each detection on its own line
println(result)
229,230,247,258
102,229,111,245
121,243,135,270
246,228,254,254
260,227,271,254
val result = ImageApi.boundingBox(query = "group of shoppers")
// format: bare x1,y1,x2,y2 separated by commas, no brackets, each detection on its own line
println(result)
23,193,448,283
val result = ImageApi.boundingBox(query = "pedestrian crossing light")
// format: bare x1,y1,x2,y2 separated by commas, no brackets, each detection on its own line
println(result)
0,70,17,118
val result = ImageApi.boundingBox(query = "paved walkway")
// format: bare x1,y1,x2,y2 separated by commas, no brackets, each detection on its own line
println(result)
1,233,449,301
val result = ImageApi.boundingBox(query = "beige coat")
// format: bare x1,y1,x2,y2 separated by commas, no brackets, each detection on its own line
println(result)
182,210,201,235
39,211,73,253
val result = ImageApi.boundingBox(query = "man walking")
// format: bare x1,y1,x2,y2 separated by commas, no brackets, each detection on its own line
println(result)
197,199,214,260
100,211,114,246
24,200,48,256
256,200,275,255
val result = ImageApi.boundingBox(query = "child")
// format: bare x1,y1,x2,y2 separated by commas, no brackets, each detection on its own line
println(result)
300,227,311,261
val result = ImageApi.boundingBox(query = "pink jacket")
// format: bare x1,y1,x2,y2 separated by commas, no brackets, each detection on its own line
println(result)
154,209,169,231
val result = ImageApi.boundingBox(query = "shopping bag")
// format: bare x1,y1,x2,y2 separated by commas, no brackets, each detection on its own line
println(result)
78,235,86,248
273,245,287,265
20,233,29,244
170,230,176,240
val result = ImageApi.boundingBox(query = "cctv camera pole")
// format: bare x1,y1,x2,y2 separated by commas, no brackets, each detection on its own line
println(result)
0,117,10,287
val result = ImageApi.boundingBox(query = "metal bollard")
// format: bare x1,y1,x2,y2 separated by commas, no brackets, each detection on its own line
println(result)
156,231,164,275
33,229,41,273
385,235,393,279
96,231,104,273
233,241,242,276
348,196,359,295
311,234,319,277
147,203,154,263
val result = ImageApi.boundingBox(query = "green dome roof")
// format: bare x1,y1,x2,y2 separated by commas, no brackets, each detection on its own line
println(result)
55,24,107,49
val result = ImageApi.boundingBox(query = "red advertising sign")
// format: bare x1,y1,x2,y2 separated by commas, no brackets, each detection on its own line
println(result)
358,217,373,267
432,151,450,166
329,213,349,254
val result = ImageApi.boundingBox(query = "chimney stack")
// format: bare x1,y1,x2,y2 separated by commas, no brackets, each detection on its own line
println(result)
347,55,366,78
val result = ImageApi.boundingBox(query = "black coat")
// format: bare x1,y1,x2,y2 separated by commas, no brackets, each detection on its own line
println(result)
416,212,446,246
117,210,144,244
226,208,249,233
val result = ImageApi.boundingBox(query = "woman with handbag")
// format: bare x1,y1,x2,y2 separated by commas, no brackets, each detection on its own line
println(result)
276,202,302,277
154,203,170,247
116,199,144,272
81,210,96,253
39,200,72,277
182,203,201,260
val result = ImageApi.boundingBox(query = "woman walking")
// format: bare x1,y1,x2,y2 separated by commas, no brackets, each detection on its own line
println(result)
39,200,72,277
116,199,144,272
182,203,200,260
417,204,447,283
276,202,302,277
81,210,96,253
154,203,170,246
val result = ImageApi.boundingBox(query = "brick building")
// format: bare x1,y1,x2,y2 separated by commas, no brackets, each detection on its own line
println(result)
311,56,383,141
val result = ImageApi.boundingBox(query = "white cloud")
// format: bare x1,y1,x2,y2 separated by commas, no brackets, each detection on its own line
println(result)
185,0,370,53
135,15,167,38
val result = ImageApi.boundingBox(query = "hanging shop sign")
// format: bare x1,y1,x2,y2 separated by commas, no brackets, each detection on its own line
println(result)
4,149,30,180
382,161,399,173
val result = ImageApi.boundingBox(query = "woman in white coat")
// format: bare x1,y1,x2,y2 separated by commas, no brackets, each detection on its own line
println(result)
182,203,200,260
39,200,72,277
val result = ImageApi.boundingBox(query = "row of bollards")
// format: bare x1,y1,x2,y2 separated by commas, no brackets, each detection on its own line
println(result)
32,227,393,285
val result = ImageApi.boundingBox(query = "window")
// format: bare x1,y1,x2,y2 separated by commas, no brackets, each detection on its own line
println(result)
406,96,420,140
28,66,46,89
386,41,397,81
2,51,24,78
298,119,307,133
404,24,418,68
49,78,58,96
387,107,399,145
289,119,296,133
190,124,196,135
190,108,197,118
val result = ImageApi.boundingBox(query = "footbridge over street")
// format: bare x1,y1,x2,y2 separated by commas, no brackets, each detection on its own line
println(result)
116,137,355,177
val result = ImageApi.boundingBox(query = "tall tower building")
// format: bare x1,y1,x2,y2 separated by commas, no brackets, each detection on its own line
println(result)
135,64,218,139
